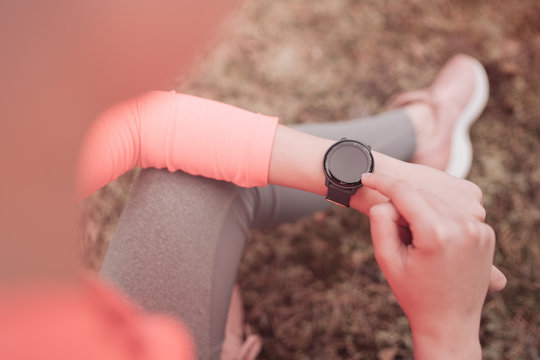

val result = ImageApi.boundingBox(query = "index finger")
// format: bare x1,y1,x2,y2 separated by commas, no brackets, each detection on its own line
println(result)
362,173,436,225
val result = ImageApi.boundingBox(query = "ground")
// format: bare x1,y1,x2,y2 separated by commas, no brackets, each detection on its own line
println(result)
82,0,540,359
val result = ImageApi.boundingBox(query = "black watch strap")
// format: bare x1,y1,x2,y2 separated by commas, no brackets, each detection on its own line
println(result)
326,183,353,207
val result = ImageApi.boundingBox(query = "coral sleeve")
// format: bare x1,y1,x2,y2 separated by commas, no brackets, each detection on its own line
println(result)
77,91,279,199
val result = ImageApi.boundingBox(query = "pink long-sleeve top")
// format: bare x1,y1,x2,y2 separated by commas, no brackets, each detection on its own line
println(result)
78,90,278,198
1,91,279,360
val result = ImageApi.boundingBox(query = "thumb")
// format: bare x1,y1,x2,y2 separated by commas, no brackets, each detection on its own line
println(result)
488,265,507,292
369,202,406,275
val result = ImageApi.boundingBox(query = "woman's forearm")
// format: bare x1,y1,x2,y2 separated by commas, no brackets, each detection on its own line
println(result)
267,125,333,195
268,124,393,214
268,124,489,219
411,327,482,360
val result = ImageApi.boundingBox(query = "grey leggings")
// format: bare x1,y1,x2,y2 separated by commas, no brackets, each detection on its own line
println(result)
100,110,415,359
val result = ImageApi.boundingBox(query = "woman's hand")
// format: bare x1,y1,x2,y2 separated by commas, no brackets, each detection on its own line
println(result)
362,173,497,360
266,126,506,292
352,156,506,293
351,153,486,222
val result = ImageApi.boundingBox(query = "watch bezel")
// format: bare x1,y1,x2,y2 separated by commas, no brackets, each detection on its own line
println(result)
323,139,374,189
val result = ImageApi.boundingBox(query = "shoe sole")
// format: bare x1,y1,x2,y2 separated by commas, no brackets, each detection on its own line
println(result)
444,58,489,178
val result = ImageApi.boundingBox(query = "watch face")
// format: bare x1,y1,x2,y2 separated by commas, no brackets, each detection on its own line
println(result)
324,140,372,187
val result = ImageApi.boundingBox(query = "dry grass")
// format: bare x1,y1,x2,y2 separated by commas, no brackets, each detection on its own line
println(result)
82,0,540,358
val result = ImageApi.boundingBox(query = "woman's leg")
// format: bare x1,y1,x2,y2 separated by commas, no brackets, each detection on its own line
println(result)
100,169,260,360
294,109,415,160
100,110,415,359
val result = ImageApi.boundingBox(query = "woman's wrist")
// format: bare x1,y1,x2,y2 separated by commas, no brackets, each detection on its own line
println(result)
268,125,334,196
411,323,482,360
268,125,393,214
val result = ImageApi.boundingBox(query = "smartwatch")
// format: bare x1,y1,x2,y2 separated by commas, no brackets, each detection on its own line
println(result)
322,138,374,207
